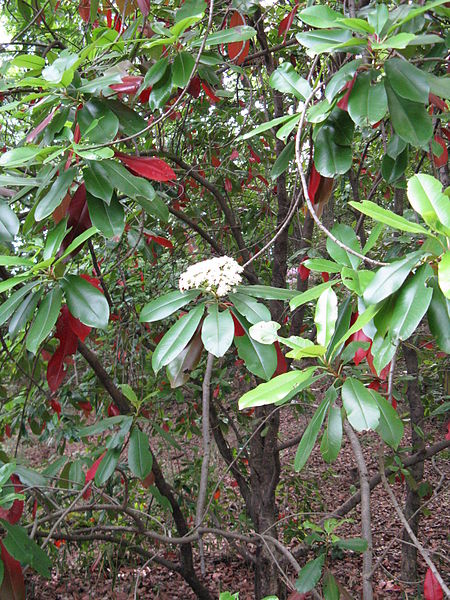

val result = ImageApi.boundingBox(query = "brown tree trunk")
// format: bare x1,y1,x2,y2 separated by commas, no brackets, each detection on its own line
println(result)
401,344,425,582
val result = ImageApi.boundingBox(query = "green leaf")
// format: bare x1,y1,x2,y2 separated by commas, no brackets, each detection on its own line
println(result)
143,57,169,89
438,252,450,299
325,59,363,102
335,537,368,553
427,278,450,354
100,160,156,201
0,274,32,294
140,290,197,323
326,295,352,360
201,305,234,357
387,0,448,33
348,200,429,235
304,258,341,273
78,415,129,437
95,448,120,486
239,368,316,410
42,50,79,84
249,320,280,344
1,520,51,577
391,264,433,340
348,72,387,126
229,292,271,324
372,390,404,449
83,161,114,204
152,304,205,373
271,140,294,180
236,284,297,301
332,303,380,353
239,114,297,141
87,193,124,239
337,17,375,34
128,428,153,479
194,26,256,47
26,288,62,354
9,289,42,340
294,387,334,471
290,281,336,310
363,251,423,305
42,219,67,261
407,174,450,234
326,223,361,269
320,404,342,463
314,125,353,177
341,267,374,296
342,378,380,431
296,29,353,54
35,168,76,221
384,59,430,104
269,63,311,101
295,555,325,593
77,99,119,144
54,226,98,264
172,52,195,88
232,312,277,381
370,333,396,375
381,147,408,184
69,460,84,490
298,5,342,28
11,54,45,70
0,282,36,326
385,80,433,147
0,146,43,168
315,287,338,347
323,571,340,600
0,199,20,243
61,274,109,329
373,32,416,49
107,99,148,137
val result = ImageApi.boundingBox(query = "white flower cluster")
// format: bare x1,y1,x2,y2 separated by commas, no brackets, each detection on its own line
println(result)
179,256,244,297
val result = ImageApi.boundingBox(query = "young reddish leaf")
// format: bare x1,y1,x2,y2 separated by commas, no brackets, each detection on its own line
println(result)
146,234,173,249
110,75,143,95
26,107,59,143
141,471,155,488
337,75,357,111
424,568,443,600
366,349,390,380
83,452,106,499
428,135,448,168
429,93,448,112
274,341,287,376
308,163,321,203
229,149,239,161
60,184,92,256
52,193,71,224
255,174,269,187
78,401,92,418
298,258,310,282
228,11,250,64
108,404,121,417
50,398,62,418
115,152,176,181
0,475,23,524
211,155,221,167
202,82,220,104
135,0,150,17
0,542,25,600
187,76,201,98
347,327,372,366
321,272,330,282
248,144,261,164
278,4,298,40
224,178,233,193
231,312,245,337
78,0,90,22
68,312,92,341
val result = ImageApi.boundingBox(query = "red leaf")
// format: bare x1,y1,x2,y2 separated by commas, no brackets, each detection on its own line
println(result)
83,452,106,499
110,75,143,95
146,234,173,249
274,341,287,376
108,404,121,417
424,568,443,600
0,475,23,524
115,153,176,181
229,149,239,161
278,4,298,39
429,93,448,112
224,178,233,193
298,258,310,282
308,163,321,204
50,398,62,418
26,107,59,143
211,155,221,167
337,75,357,111
186,75,201,98
141,471,155,488
78,0,90,22
60,184,92,256
367,348,391,380
321,272,330,282
349,328,372,366
135,0,150,16
428,135,448,168
201,81,220,103
248,144,261,164
227,12,250,65
231,312,245,337
68,313,92,342
0,542,25,600
78,401,92,418
47,306,85,392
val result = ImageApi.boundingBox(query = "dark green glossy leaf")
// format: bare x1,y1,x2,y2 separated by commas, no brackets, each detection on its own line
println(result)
348,72,387,126
232,311,277,381
83,161,114,204
363,251,423,305
269,63,311,100
78,99,119,144
229,292,271,324
427,278,450,353
391,264,433,340
320,404,342,463
326,223,361,269
9,289,42,340
381,147,408,183
1,520,51,577
0,282,36,326
372,390,404,449
26,287,62,354
61,274,109,329
140,290,198,323
35,168,76,222
95,448,120,486
201,305,234,357
385,58,430,103
295,555,325,593
342,377,380,431
385,80,433,147
271,140,294,180
172,52,195,88
0,199,20,243
87,193,124,239
128,428,153,479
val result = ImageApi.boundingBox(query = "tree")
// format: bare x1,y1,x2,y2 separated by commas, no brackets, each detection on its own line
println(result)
0,0,449,598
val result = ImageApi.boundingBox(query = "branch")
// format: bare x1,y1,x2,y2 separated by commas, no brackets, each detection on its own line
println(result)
344,422,374,600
